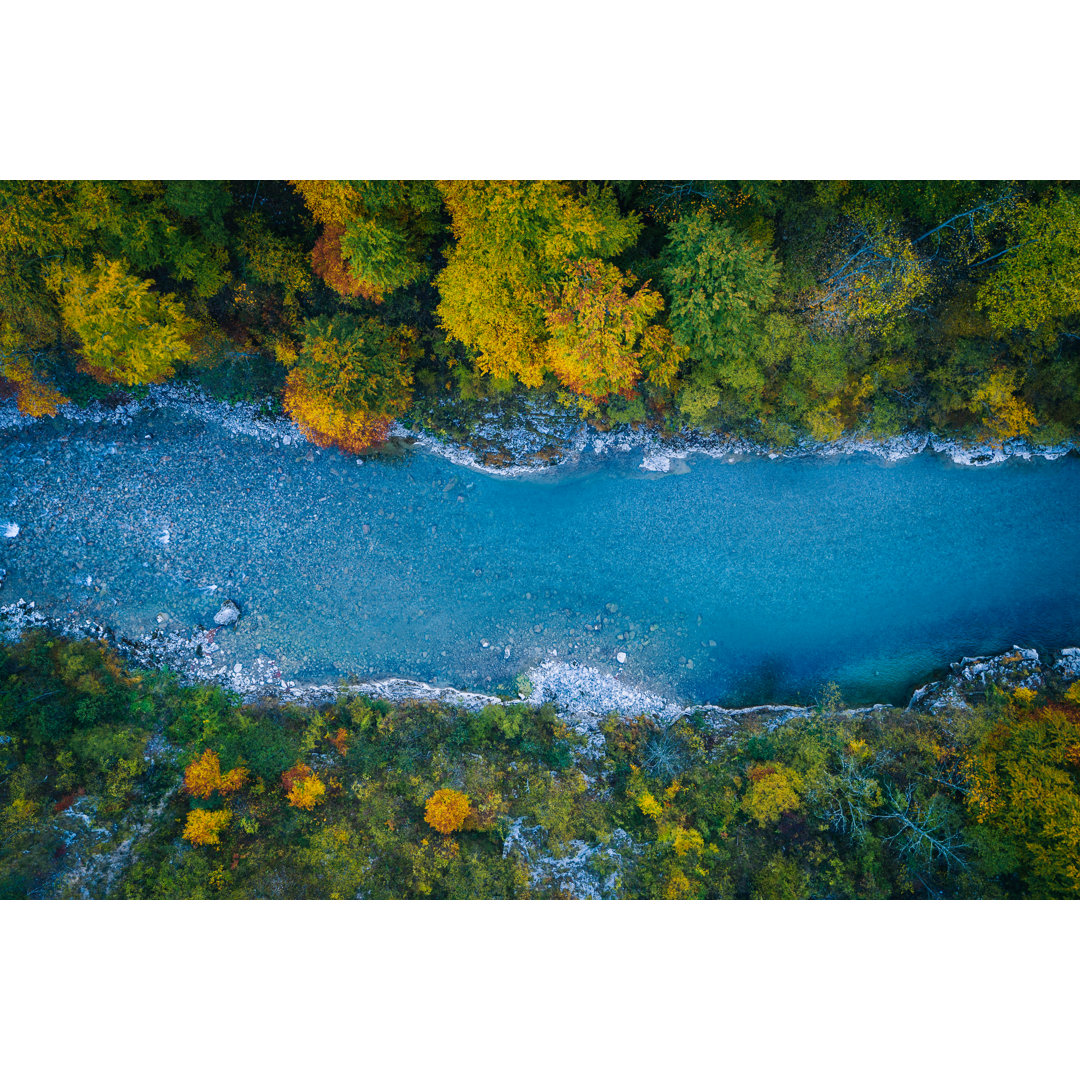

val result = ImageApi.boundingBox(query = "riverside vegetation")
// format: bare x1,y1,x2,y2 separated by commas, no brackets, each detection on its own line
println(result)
2,181,1080,451
3,631,1080,899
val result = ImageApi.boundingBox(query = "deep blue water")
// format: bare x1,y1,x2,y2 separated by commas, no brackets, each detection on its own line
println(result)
2,409,1078,705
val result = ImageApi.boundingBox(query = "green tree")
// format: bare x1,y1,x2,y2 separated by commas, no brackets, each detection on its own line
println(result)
977,192,1080,336
661,209,780,418
294,180,442,301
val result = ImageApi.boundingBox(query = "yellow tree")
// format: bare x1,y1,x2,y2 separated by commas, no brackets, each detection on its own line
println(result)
183,808,231,846
977,192,1080,336
968,368,1038,442
741,764,802,827
435,181,641,388
0,355,67,417
542,259,682,402
183,749,249,799
424,789,471,834
281,764,327,810
47,257,196,386
963,702,1080,896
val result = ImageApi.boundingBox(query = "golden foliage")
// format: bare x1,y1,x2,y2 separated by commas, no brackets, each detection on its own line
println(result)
183,749,248,799
969,368,1038,443
424,788,471,834
284,368,395,454
281,764,327,810
184,749,223,799
542,259,682,401
435,181,640,389
637,791,664,819
183,808,231,846
46,256,196,387
288,775,327,810
742,764,802,827
280,314,416,455
0,356,68,417
962,705,1080,894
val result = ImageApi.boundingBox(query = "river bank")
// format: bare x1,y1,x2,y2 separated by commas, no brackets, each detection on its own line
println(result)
2,597,1077,736
2,381,1076,477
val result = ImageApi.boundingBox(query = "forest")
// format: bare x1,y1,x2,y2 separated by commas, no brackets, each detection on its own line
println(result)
2,631,1079,899
2,180,1079,450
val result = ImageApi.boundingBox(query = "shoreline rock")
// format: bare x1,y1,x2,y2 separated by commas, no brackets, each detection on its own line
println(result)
3,383,1074,481
2,598,1075,727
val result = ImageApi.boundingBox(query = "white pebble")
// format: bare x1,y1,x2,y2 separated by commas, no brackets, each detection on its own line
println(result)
2,523,19,538
233,662,242,673
616,652,627,664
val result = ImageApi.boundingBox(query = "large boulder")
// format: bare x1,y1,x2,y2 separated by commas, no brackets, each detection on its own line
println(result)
213,599,241,626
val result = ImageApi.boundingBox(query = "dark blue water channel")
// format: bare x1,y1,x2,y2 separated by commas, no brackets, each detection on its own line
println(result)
2,407,1079,706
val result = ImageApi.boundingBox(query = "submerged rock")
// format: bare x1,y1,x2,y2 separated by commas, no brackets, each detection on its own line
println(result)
3,523,19,539
213,600,241,626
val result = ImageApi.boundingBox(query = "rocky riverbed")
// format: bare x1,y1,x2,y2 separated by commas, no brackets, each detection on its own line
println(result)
3,381,1079,712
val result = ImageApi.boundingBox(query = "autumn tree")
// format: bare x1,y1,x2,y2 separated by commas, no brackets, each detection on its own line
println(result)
183,749,249,800
279,313,418,453
542,259,683,402
435,180,641,388
293,181,443,301
0,355,67,417
47,257,197,386
741,764,802,827
281,764,327,810
808,213,932,333
424,788,471,834
962,701,1080,897
183,808,231,846
968,368,1038,442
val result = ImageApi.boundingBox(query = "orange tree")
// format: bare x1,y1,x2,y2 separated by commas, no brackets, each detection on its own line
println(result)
293,180,443,302
280,313,419,453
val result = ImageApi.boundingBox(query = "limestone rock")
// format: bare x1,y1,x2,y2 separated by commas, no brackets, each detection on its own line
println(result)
213,600,241,626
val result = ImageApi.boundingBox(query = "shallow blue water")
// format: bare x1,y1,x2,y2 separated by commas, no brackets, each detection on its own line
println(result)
2,409,1078,705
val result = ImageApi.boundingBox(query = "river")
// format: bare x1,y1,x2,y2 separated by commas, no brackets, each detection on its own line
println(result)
2,404,1078,706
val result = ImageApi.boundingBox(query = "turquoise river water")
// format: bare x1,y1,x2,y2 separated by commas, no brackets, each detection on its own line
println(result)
2,407,1078,706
